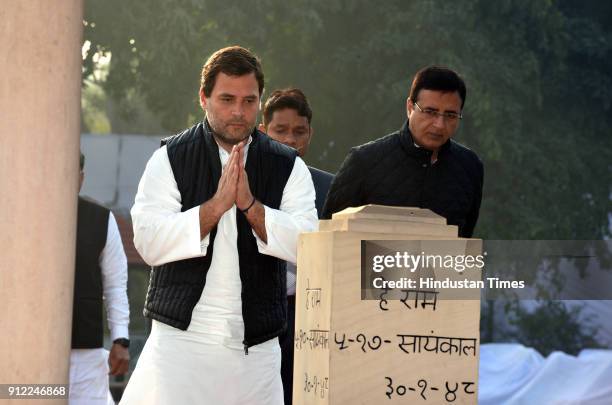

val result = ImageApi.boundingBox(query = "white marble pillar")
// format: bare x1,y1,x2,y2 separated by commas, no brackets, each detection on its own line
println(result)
0,1,83,404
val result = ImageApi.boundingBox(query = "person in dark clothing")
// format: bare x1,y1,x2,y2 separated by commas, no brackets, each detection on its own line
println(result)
70,152,130,405
322,66,483,238
260,88,333,404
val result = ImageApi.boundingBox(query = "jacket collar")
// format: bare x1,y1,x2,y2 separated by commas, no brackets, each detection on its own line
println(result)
398,119,452,160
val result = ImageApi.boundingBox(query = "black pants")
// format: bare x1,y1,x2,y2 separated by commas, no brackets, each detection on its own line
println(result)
279,295,296,405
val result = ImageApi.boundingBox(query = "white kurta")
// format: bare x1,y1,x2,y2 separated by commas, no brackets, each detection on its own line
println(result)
70,212,129,405
120,137,317,405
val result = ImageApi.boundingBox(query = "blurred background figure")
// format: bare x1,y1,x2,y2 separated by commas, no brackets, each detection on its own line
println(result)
70,151,130,405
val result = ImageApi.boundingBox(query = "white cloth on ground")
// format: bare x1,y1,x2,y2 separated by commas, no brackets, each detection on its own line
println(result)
479,343,612,405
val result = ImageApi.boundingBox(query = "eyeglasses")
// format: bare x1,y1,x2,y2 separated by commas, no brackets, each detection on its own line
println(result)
413,101,463,122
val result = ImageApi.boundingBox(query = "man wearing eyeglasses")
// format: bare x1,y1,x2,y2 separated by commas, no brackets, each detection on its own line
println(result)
322,66,483,238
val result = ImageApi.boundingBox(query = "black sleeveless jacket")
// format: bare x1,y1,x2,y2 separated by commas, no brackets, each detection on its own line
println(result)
143,121,297,350
72,196,109,348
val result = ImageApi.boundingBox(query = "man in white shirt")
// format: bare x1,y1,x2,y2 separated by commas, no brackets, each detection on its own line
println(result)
70,152,130,405
120,46,317,404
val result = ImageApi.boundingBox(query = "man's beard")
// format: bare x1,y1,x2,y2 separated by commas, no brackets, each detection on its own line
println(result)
208,116,254,146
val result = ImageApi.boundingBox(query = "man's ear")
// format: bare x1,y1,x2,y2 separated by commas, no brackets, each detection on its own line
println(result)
308,126,314,145
406,97,414,119
258,123,266,133
199,88,207,110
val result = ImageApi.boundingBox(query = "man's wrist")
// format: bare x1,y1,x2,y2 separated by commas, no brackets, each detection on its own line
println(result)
240,196,257,214
204,197,224,222
113,338,130,348
236,192,254,211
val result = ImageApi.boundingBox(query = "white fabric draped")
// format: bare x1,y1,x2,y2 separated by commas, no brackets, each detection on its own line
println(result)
479,343,612,404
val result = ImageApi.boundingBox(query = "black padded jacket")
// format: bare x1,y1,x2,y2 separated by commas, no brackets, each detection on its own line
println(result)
143,121,297,351
322,121,483,238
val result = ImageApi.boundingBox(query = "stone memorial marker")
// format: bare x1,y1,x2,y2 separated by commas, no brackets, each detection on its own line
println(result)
293,205,482,404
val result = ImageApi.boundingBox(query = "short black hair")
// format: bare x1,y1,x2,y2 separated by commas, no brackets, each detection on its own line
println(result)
200,46,264,98
263,88,312,127
409,66,466,109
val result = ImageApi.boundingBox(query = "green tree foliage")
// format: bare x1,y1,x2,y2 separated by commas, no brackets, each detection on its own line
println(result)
83,0,612,241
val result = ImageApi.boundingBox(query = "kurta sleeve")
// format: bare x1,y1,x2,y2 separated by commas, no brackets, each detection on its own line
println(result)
252,157,318,264
100,212,130,341
131,146,210,266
